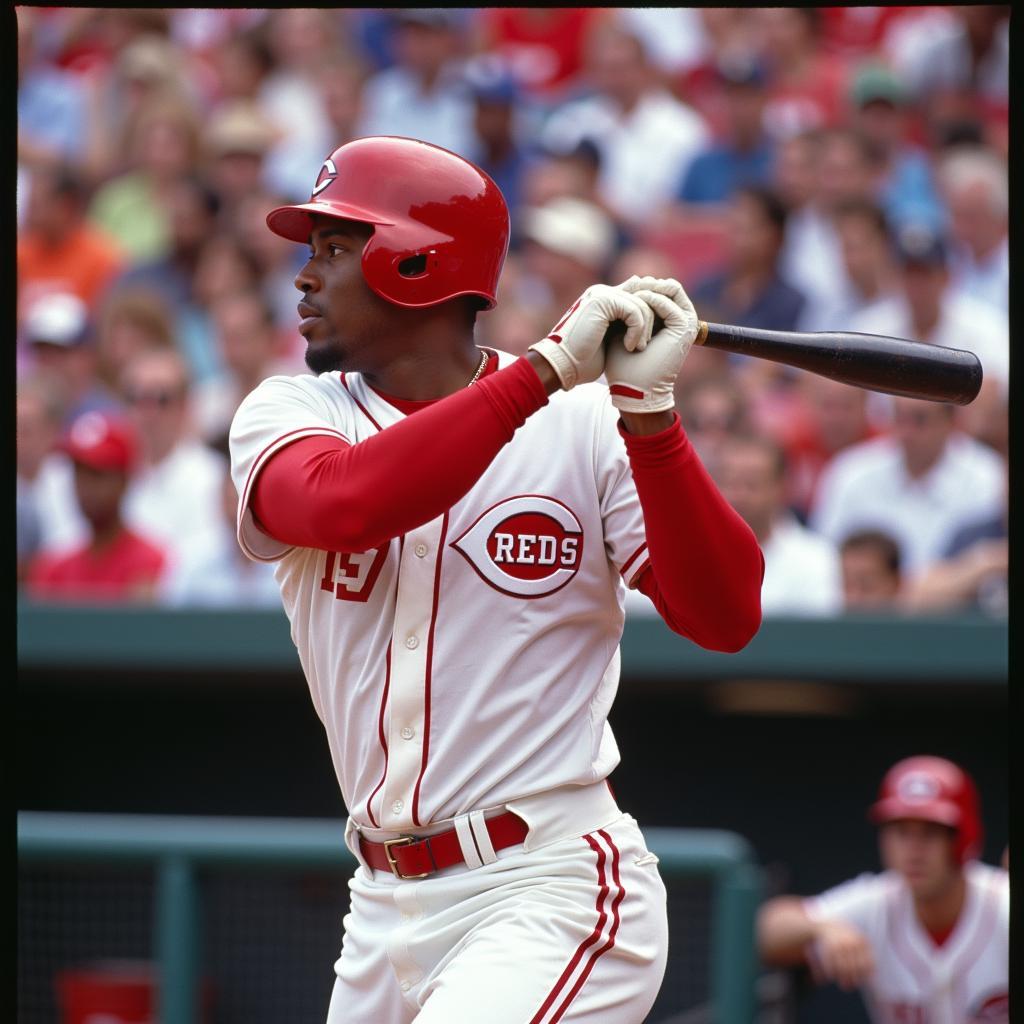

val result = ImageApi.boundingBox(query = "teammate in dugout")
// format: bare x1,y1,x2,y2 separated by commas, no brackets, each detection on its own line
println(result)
758,756,1008,1023
229,136,764,1023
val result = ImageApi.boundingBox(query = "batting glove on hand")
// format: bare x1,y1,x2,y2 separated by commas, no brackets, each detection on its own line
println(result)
604,285,699,414
529,285,653,391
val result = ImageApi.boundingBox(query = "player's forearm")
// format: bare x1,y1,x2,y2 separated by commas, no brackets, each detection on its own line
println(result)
251,357,549,551
622,416,763,652
757,898,820,965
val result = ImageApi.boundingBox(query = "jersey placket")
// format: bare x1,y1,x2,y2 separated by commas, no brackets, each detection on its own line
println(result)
380,513,447,828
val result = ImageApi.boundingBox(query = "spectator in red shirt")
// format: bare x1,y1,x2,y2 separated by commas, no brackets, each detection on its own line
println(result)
26,410,167,603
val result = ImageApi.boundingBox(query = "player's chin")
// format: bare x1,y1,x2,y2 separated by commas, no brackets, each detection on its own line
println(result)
304,337,347,375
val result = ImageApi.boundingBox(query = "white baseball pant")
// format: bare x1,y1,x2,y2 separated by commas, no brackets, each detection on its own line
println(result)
327,786,668,1023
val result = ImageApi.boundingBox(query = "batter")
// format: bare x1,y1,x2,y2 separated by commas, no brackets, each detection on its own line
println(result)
229,136,764,1023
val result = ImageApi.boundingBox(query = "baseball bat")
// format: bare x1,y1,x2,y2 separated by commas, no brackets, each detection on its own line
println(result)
606,320,983,405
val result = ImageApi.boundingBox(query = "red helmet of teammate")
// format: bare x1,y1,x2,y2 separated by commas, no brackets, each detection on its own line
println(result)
869,755,983,865
266,136,510,310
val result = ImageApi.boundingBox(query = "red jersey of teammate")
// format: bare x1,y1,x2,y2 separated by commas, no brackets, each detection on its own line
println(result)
27,529,167,603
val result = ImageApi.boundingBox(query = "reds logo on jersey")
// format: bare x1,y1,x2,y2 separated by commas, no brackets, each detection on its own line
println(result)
451,495,584,598
969,992,1009,1022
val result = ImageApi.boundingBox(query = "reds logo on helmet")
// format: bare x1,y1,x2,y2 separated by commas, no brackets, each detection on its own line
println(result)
452,496,584,598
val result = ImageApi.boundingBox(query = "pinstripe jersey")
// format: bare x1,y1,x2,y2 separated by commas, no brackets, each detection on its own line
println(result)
803,862,1009,1024
229,349,651,831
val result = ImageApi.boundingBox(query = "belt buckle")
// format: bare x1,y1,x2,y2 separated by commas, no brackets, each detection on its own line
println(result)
383,836,430,880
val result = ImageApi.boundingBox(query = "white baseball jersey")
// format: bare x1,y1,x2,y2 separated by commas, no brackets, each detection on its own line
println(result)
229,350,651,832
803,862,1009,1024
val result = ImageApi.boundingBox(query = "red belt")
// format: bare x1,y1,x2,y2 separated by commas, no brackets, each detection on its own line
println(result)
358,811,529,879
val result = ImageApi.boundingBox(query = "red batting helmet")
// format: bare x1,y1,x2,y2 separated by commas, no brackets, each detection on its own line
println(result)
869,755,983,864
266,136,510,309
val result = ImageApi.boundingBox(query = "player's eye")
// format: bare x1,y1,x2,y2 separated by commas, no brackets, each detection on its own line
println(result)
328,244,346,257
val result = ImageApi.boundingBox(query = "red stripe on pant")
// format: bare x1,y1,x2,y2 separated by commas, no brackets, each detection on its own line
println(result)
529,831,625,1024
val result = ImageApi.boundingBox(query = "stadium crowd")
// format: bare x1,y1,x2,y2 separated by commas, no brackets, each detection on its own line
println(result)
16,6,1009,617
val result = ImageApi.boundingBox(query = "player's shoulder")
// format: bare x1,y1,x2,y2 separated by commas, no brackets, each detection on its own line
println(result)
966,860,1009,898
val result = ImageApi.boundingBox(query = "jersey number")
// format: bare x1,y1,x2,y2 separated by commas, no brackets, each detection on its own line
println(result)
320,547,388,602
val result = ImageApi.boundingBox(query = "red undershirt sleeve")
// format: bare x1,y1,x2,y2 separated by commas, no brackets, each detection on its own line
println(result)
251,356,548,552
622,414,764,653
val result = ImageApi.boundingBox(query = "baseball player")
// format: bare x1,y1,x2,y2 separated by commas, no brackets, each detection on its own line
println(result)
757,755,1008,1024
229,136,764,1023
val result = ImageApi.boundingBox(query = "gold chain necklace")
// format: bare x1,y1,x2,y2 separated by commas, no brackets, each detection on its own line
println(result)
467,349,489,386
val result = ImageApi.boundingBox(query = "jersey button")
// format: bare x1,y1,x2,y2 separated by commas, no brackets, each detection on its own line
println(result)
400,981,411,993
400,727,414,740
414,543,428,557
405,636,419,650
392,799,404,814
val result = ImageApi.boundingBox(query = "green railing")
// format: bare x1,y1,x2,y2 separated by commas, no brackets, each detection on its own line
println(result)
18,812,762,1024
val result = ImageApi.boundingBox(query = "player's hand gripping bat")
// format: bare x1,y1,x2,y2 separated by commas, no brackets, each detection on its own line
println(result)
606,319,983,405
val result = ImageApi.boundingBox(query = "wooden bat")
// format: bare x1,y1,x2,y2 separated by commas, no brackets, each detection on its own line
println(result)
606,320,984,406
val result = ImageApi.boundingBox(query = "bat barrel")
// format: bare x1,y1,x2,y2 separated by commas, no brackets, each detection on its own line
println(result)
700,323,984,406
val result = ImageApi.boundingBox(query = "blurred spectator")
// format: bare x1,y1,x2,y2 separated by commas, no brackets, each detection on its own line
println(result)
902,493,1008,617
93,288,177,394
779,127,879,310
810,397,1005,580
755,8,850,139
159,439,282,608
88,94,203,264
207,21,274,104
540,18,710,227
258,9,342,161
18,165,124,316
675,53,776,207
17,7,88,168
264,58,367,202
614,8,710,80
798,199,897,333
463,55,531,219
849,222,1008,393
716,434,842,616
691,185,806,332
783,375,880,523
355,9,474,157
897,6,1009,119
847,63,945,232
519,142,602,213
955,375,1008,462
26,411,167,603
194,291,291,443
17,489,43,586
16,376,87,556
120,349,227,574
839,529,903,612
516,196,618,325
202,101,279,219
472,8,608,108
610,246,680,289
111,176,222,382
936,146,1008,313
675,374,752,479
21,293,120,427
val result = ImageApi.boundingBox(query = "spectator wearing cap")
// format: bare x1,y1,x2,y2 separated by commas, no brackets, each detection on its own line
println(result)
120,348,227,576
463,55,531,219
21,293,121,428
516,196,619,326
848,222,1008,394
202,101,279,219
937,147,1008,314
716,434,842,617
848,63,945,232
355,9,475,158
26,411,168,603
18,165,125,315
810,396,1005,581
539,17,710,227
674,53,776,207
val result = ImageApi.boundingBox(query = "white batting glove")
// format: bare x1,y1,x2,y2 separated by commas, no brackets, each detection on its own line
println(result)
604,287,699,413
529,285,653,390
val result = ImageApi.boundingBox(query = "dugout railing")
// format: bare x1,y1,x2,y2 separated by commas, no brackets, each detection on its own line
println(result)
17,812,762,1024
